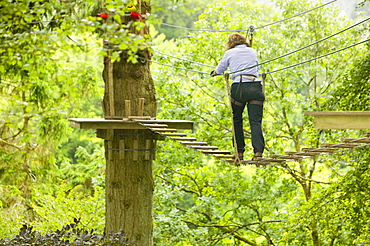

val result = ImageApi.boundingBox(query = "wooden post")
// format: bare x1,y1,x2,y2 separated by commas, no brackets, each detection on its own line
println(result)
107,51,115,118
125,100,131,117
138,98,145,116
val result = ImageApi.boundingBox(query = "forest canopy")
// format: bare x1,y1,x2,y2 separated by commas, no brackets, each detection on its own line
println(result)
0,0,370,245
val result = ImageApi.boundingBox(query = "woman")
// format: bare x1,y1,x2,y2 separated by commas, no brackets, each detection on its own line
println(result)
210,33,265,160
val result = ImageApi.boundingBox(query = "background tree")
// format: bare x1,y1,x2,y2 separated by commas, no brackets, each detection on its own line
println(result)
150,0,369,245
0,0,369,245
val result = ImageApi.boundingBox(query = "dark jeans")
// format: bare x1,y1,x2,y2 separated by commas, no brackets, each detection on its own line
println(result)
231,82,265,154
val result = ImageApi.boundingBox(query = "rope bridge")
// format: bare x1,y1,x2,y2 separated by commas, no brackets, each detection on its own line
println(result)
134,119,370,166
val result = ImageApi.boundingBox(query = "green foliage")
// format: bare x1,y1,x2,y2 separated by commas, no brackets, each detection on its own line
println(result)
30,185,105,234
151,0,370,244
324,43,370,111
0,0,369,245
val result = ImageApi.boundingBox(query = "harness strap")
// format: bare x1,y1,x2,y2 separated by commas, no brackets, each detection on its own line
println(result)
249,100,264,105
230,97,246,107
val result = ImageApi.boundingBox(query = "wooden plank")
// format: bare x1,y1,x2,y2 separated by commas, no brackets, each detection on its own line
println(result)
145,139,150,160
301,148,338,153
151,128,177,132
128,116,151,120
108,54,115,117
201,150,231,155
213,154,234,159
137,119,194,130
138,98,144,116
68,118,193,130
291,152,321,156
125,100,131,117
141,124,169,128
321,143,360,148
341,138,370,143
169,137,197,141
161,133,187,137
179,141,207,145
190,146,218,150
305,111,370,129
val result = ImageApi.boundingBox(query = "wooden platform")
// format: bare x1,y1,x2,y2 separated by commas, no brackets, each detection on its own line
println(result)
305,111,370,129
69,118,194,130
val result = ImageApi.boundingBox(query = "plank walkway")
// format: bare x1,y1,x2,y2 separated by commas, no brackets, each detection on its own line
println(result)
136,120,370,166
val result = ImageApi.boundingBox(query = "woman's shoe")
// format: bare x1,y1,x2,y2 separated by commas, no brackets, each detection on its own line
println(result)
252,152,263,160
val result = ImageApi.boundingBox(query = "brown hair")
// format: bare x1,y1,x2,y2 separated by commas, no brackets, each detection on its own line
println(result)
225,33,250,50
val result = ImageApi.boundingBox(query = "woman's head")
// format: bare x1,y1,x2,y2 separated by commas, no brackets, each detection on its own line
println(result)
225,33,250,50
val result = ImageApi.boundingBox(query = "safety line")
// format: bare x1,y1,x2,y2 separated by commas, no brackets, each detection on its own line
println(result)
159,0,337,32
257,17,370,66
265,38,370,75
256,0,337,29
149,58,209,75
153,17,370,73
153,49,216,68
6,0,336,31
150,38,369,76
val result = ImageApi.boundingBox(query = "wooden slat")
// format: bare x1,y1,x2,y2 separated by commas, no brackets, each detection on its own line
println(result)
128,116,151,120
137,119,194,130
179,141,207,145
301,148,338,153
138,98,144,116
201,150,231,155
213,154,235,159
151,128,177,132
125,100,131,117
261,158,286,163
145,139,150,160
108,56,115,117
169,137,197,141
341,138,370,143
142,124,168,128
190,146,218,150
161,133,187,137
282,152,305,159
293,152,321,156
321,143,360,148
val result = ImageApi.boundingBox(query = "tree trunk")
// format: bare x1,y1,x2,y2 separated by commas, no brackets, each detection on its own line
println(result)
102,2,156,245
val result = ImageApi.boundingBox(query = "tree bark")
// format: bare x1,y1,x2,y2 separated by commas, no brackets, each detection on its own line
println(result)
102,2,156,245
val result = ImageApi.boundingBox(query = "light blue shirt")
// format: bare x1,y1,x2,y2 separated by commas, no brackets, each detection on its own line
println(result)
215,44,259,82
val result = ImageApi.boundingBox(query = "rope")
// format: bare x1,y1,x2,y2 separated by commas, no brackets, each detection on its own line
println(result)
150,38,370,76
149,58,209,74
153,16,370,74
255,0,337,29
160,0,337,32
224,73,241,165
229,16,370,74
265,38,370,75
153,49,216,68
